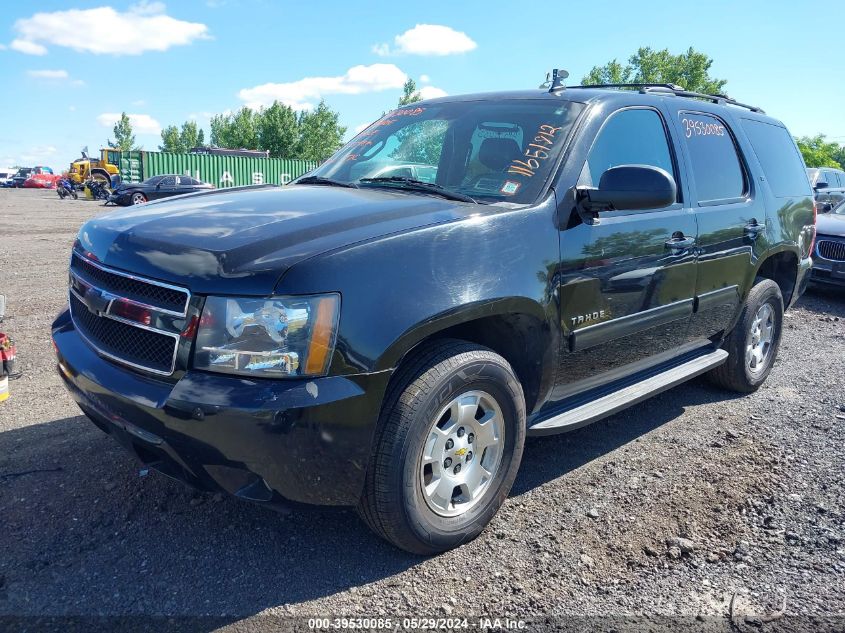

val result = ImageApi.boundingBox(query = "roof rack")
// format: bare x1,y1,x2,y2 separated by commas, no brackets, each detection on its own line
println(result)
569,83,765,113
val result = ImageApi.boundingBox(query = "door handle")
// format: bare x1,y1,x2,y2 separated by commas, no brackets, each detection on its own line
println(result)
744,221,766,239
664,235,696,253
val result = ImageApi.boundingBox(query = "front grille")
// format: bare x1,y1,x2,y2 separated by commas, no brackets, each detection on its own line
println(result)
70,293,178,374
67,253,189,375
817,239,845,262
70,253,188,314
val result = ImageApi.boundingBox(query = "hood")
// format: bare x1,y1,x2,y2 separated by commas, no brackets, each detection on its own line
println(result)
816,212,845,237
76,185,482,295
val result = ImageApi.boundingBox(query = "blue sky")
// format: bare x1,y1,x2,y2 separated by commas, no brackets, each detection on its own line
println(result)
2,0,844,170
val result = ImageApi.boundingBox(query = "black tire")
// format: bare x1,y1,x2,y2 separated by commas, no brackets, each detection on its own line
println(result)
131,192,147,205
707,278,784,393
358,339,525,554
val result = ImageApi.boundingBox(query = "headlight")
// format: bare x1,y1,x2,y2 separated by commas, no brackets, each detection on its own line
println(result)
194,294,340,378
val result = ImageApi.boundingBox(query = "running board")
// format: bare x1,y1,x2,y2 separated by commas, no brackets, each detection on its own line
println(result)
527,349,729,436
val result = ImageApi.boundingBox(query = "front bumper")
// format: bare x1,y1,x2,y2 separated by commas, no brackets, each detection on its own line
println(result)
52,308,391,507
810,244,845,287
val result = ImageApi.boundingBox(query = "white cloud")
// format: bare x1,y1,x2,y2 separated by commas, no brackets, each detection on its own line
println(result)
239,63,408,110
373,24,477,57
419,74,431,84
10,39,47,55
27,68,84,85
11,3,209,56
27,69,68,79
418,86,448,100
4,145,59,164
97,112,162,135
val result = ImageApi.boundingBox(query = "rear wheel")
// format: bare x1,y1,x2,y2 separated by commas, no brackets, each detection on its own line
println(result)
131,192,147,205
707,278,783,392
358,340,525,554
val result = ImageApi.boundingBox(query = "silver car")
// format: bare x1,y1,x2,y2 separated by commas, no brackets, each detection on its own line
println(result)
813,199,845,287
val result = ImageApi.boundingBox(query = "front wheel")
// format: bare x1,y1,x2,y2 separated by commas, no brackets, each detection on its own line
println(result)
358,340,525,554
707,278,784,392
131,192,147,205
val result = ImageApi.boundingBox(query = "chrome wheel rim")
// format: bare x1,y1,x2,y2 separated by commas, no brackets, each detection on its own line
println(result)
746,303,775,375
132,193,145,205
419,390,504,518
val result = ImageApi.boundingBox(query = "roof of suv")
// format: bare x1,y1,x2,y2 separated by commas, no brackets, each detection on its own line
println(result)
417,86,781,126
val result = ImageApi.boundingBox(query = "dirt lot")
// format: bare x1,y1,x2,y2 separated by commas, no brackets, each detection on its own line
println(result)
1,188,843,630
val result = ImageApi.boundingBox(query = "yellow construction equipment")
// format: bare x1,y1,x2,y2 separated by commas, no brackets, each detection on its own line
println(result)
68,149,120,185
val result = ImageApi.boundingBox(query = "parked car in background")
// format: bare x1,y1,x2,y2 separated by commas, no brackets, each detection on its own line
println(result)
11,167,34,187
54,81,815,554
812,199,845,287
807,167,845,209
0,169,15,187
23,173,60,188
107,174,214,206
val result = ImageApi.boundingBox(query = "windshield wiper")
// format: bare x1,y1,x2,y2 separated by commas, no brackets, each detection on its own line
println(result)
358,177,477,203
296,175,359,188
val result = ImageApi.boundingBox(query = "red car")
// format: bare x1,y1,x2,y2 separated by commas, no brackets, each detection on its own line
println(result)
23,172,60,189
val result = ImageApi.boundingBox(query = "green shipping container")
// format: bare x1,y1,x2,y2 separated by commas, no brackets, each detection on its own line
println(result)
114,151,317,187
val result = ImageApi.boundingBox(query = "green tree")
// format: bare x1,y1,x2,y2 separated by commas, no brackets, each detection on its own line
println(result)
159,125,184,152
180,120,201,151
583,46,727,94
795,134,844,169
297,100,346,161
108,112,138,151
210,107,259,149
257,101,300,158
197,128,205,147
398,78,422,106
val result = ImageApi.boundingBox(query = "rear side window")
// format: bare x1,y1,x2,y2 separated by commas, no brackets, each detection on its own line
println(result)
678,112,745,203
582,108,676,190
823,170,842,187
741,119,812,198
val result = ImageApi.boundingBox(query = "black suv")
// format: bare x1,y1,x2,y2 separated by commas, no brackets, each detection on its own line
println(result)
52,80,815,554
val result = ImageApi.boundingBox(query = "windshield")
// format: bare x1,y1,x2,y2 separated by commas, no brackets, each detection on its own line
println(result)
834,201,845,215
141,176,163,186
307,99,584,205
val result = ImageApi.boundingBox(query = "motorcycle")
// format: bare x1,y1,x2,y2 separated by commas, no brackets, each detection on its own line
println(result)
57,178,78,200
85,179,110,201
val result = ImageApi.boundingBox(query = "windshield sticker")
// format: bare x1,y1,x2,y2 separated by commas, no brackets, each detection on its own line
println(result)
508,124,562,178
392,107,426,117
500,180,521,195
681,117,726,139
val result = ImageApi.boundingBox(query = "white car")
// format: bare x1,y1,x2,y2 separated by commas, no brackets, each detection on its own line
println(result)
0,169,16,187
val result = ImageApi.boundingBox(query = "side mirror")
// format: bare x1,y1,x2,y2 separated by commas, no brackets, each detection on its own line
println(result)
822,203,833,213
577,165,677,214
815,181,829,190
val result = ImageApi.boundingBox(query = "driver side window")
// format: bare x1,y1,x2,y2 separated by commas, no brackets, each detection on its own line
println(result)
581,108,676,197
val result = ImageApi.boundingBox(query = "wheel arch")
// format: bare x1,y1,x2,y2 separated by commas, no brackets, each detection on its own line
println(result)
752,246,799,309
376,298,557,415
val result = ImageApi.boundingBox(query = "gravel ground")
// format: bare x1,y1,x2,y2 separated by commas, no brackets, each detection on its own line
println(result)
0,189,843,631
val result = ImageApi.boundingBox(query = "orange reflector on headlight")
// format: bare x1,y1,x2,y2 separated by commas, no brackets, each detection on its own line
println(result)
304,296,339,376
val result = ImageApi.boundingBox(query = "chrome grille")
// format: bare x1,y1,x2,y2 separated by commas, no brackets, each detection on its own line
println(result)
817,239,845,262
68,252,189,375
70,252,189,315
